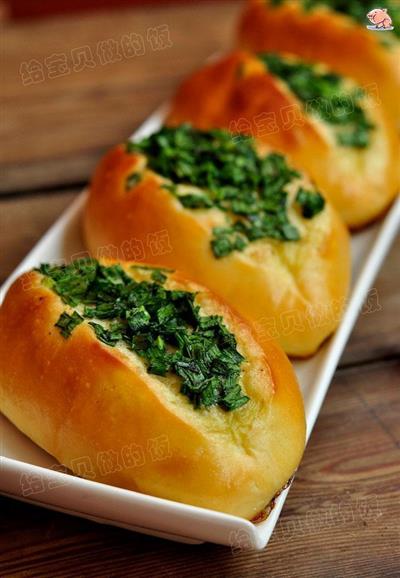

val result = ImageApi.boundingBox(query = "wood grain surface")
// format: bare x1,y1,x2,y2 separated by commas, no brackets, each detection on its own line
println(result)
1,1,399,577
1,1,242,193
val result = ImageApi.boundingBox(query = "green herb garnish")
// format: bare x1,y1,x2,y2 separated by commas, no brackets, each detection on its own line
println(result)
55,311,84,338
127,125,323,258
296,188,325,218
130,264,172,284
125,172,142,191
259,53,374,148
179,193,214,209
40,259,249,411
38,259,97,306
88,321,123,346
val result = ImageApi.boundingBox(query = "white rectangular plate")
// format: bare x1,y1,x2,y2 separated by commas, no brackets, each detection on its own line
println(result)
1,107,399,550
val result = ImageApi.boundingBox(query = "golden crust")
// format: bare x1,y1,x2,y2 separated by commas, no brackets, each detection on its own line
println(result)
237,0,400,128
0,264,305,520
167,51,399,228
83,145,350,357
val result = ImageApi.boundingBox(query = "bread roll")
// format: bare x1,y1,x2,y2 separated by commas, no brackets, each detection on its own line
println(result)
0,259,305,520
167,51,399,228
237,0,400,129
83,125,350,357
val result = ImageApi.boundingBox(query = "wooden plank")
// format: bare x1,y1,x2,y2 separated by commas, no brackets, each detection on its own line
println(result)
0,360,399,577
1,192,399,365
0,190,79,282
1,1,242,192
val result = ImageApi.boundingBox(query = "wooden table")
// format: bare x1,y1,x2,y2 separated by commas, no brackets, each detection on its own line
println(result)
1,2,399,576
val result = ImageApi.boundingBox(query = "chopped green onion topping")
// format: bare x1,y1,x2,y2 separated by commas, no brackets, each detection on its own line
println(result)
296,188,326,218
127,125,324,258
259,53,374,148
38,259,249,411
125,172,142,191
55,311,84,338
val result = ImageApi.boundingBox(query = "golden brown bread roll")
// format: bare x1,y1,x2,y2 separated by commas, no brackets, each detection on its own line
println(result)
0,259,305,519
237,0,400,129
167,51,399,228
83,125,350,357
